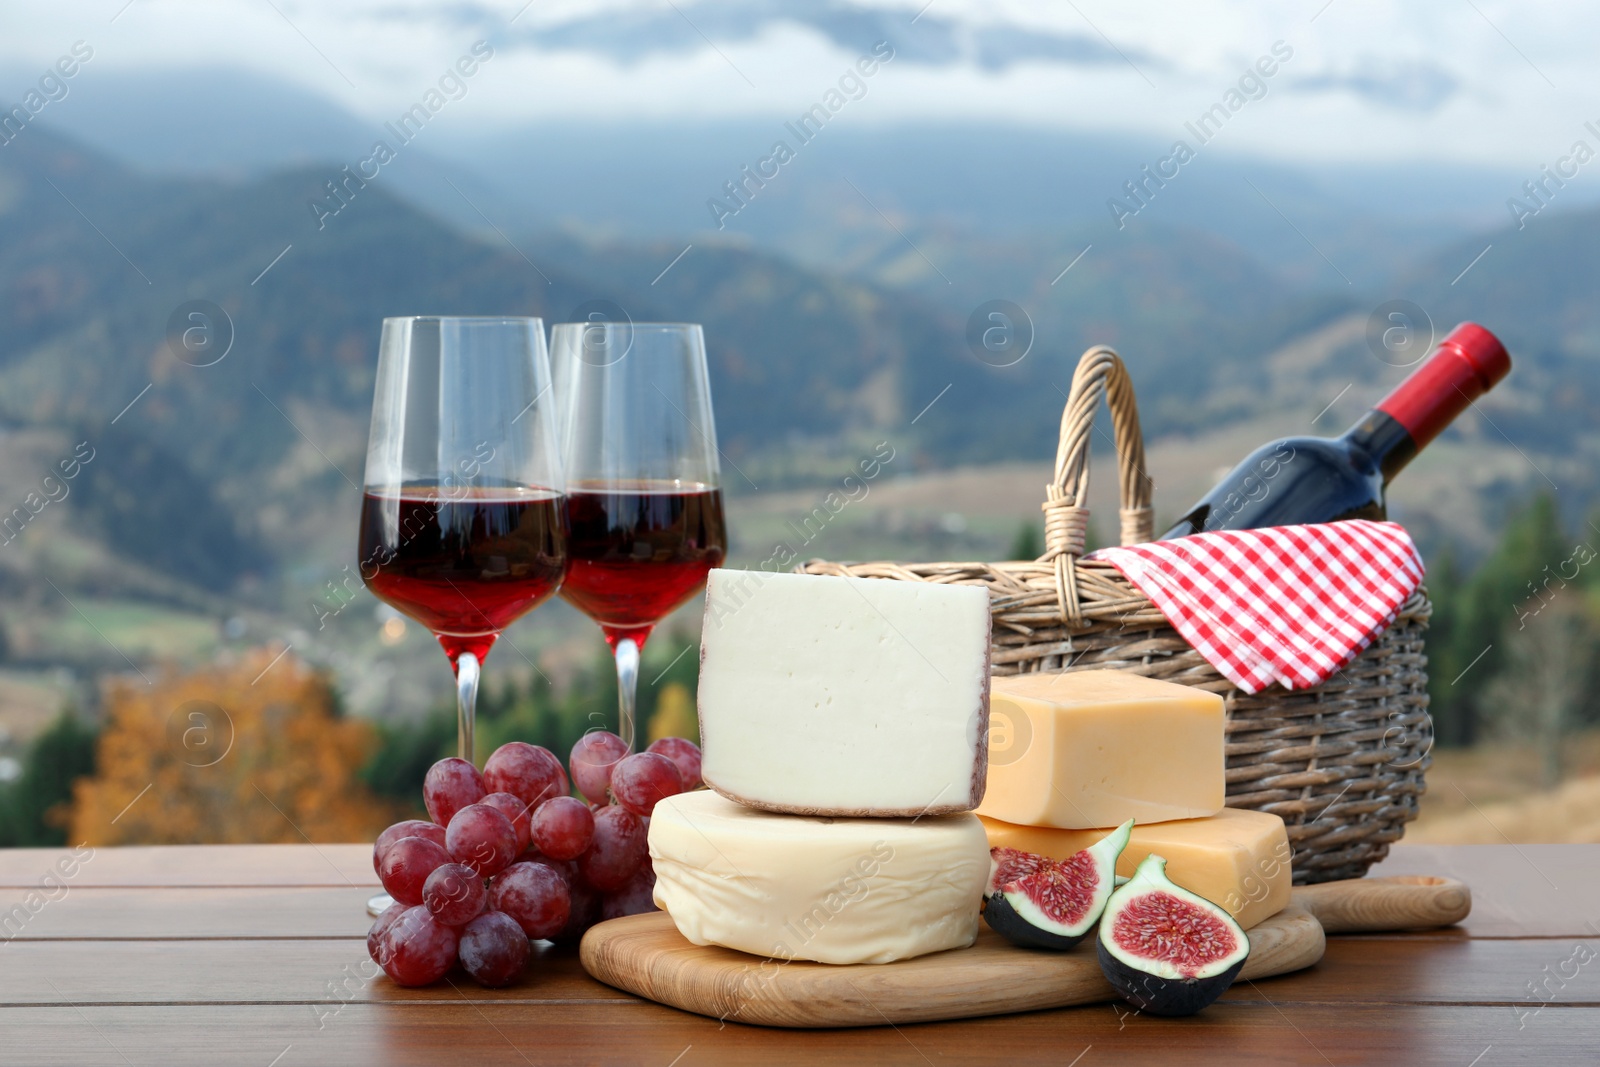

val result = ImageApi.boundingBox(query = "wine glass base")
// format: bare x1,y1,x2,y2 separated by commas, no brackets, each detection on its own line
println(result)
366,892,395,917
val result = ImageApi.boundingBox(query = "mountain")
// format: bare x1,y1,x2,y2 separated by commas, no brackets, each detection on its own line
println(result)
27,67,1539,291
1388,210,1600,517
0,125,1358,494
0,128,977,614
0,121,1587,643
0,127,957,479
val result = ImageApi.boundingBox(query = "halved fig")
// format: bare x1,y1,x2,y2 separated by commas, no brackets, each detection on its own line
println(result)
983,819,1132,950
1096,853,1250,1016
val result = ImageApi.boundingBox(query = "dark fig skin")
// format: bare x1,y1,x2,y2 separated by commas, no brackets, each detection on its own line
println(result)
983,893,1090,951
1096,941,1245,1016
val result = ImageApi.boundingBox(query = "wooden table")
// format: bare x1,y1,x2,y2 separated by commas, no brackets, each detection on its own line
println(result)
1,843,1594,1066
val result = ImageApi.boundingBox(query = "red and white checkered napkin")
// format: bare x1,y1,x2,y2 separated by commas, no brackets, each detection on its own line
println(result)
1087,520,1425,694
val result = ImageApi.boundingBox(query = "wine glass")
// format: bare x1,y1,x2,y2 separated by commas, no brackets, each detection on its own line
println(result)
550,321,727,752
359,316,567,913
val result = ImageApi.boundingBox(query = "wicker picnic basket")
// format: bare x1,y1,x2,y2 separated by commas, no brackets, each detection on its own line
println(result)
803,347,1432,884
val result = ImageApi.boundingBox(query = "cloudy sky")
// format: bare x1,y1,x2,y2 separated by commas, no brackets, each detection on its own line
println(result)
1,0,1591,168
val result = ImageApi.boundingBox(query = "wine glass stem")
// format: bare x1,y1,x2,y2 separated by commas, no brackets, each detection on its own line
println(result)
457,650,480,764
614,636,640,752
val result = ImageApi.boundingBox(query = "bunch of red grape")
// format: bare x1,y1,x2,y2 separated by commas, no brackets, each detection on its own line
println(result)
368,732,700,987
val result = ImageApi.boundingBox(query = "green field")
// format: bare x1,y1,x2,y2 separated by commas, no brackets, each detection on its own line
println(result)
25,600,219,667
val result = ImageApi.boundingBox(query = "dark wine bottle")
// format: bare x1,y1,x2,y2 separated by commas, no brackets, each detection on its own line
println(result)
1160,322,1511,539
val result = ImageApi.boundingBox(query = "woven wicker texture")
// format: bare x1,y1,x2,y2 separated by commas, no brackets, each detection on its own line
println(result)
801,346,1431,883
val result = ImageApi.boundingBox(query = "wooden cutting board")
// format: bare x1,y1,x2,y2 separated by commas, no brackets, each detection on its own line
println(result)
579,875,1470,1028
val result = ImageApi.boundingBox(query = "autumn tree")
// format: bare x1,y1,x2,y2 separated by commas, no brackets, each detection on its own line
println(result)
646,683,697,745
70,648,398,845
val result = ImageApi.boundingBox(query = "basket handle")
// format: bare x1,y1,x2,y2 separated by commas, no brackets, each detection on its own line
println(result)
1042,346,1154,624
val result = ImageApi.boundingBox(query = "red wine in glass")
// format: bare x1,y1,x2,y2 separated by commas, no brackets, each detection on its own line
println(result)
358,317,566,916
359,485,568,668
560,482,727,651
551,321,726,751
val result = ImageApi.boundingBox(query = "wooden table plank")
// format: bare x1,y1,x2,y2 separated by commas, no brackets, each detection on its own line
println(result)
6,839,1584,938
1371,844,1600,937
0,1001,1590,1067
0,934,1593,1009
0,887,374,940
0,940,624,1007
1225,935,1600,1008
1,841,1592,1063
5,841,1588,928
0,844,378,889
6,843,1590,941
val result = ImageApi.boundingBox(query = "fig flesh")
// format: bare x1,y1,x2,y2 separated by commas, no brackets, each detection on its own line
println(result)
983,819,1132,950
1096,853,1249,1016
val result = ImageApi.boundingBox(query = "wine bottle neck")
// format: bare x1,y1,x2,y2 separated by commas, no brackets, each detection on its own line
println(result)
1341,409,1416,485
1371,323,1509,452
1342,322,1512,485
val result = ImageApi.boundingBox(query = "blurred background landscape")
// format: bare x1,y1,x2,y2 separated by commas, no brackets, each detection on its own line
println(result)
0,1,1596,846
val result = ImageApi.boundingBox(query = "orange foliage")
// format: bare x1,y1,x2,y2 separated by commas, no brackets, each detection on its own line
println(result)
646,683,696,745
70,647,398,845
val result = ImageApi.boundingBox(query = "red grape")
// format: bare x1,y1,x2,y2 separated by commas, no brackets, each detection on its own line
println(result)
378,905,459,987
517,849,582,889
445,803,520,877
379,835,453,906
578,805,647,891
458,911,531,987
373,819,447,872
609,752,684,817
490,861,572,940
552,878,601,945
530,796,595,861
424,757,485,827
646,737,703,790
547,855,583,887
483,742,568,809
601,864,659,922
367,900,407,965
422,862,488,927
479,792,533,853
570,730,628,804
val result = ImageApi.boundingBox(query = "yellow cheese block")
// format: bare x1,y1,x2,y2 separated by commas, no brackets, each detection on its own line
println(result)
977,670,1224,829
980,808,1293,929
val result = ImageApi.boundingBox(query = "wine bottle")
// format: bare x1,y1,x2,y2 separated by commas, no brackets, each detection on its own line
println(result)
1160,322,1510,539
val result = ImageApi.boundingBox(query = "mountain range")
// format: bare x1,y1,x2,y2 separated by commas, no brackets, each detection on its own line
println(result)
21,65,1551,281
0,96,1594,693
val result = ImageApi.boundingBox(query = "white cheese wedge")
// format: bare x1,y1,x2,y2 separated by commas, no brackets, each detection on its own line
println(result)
697,569,992,816
649,790,990,964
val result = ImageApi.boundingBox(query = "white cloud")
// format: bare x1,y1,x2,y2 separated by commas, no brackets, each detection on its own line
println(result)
0,0,1592,167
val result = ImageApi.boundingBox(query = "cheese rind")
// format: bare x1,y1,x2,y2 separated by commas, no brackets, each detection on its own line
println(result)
650,790,990,964
698,569,991,816
977,670,1224,829
980,808,1292,929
